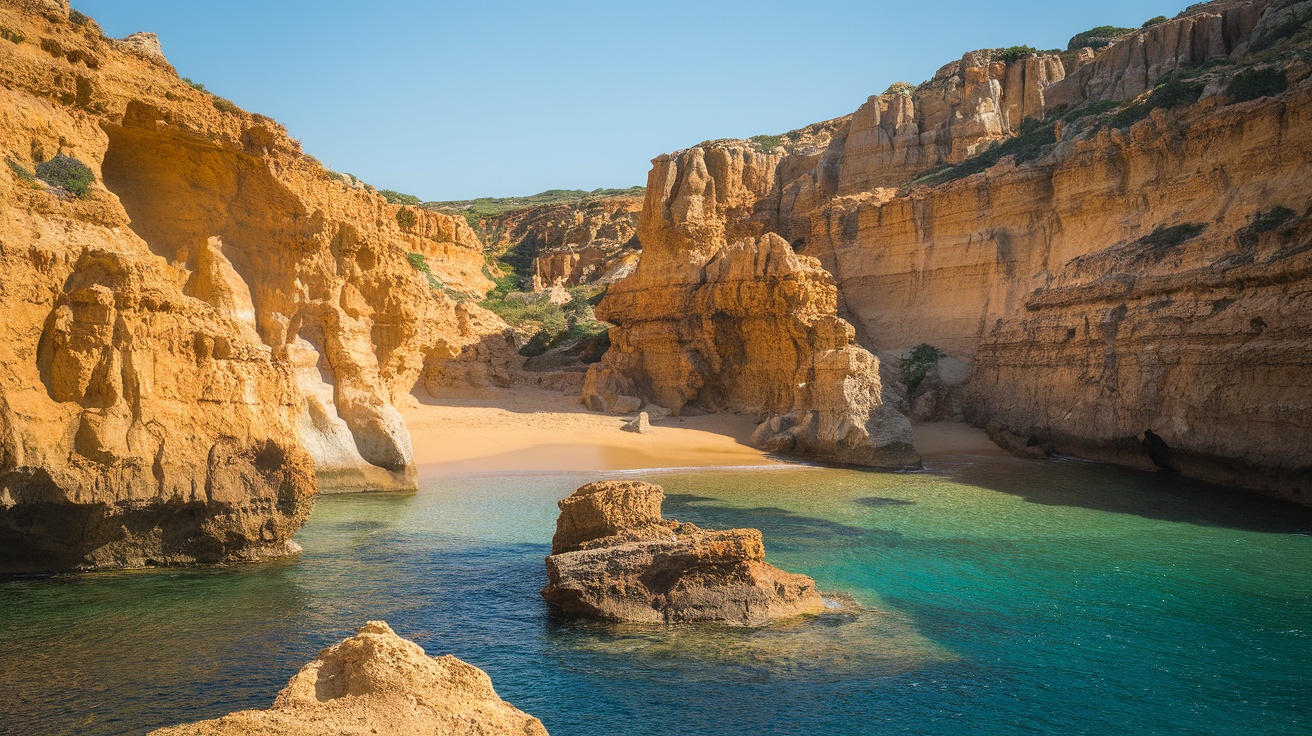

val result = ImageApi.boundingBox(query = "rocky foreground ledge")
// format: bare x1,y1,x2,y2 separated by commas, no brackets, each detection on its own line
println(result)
150,621,547,736
542,480,826,625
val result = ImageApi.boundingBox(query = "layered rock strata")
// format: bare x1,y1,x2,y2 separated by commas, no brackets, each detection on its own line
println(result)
150,621,548,736
541,480,827,625
0,2,510,570
598,0,1312,501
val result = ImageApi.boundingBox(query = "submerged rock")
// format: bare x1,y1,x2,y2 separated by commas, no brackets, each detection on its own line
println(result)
150,621,547,736
541,480,826,625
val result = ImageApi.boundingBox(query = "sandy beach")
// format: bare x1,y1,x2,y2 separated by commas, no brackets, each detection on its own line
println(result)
402,386,1002,477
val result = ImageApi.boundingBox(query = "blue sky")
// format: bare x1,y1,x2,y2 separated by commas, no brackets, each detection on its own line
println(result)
75,0,1187,201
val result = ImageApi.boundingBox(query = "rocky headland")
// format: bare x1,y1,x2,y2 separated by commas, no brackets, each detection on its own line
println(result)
150,621,548,736
0,0,518,570
541,480,827,625
589,0,1312,501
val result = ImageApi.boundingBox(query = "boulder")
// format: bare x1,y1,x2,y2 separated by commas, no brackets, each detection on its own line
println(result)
542,481,826,625
621,411,651,434
149,621,547,736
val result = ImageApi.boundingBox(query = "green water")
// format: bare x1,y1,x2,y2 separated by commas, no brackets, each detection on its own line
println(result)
1,451,1309,735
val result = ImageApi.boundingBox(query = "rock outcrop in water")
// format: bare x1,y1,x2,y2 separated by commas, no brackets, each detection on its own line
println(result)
0,2,512,570
150,621,548,736
594,0,1312,501
541,480,827,624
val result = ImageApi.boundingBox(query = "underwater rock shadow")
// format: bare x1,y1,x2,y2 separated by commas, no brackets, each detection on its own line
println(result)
661,493,903,553
924,456,1312,534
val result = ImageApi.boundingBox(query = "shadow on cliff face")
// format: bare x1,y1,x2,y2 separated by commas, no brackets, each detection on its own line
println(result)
922,455,1312,535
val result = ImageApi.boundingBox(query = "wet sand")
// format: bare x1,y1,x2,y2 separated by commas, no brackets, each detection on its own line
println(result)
402,386,1001,477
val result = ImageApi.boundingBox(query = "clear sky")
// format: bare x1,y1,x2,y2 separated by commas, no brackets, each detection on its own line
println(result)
74,0,1188,201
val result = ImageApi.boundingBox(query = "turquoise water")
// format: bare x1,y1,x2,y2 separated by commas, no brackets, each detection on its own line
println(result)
1,450,1310,735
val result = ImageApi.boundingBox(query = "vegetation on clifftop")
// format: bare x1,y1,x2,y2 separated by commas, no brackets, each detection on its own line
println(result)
426,187,645,229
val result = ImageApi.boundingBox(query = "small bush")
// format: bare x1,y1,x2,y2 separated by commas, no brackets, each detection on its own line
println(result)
35,154,94,197
748,133,786,151
1142,16,1169,27
900,344,943,394
1068,25,1135,51
395,207,419,229
1226,67,1287,103
998,45,1037,63
182,77,206,92
69,9,91,26
882,81,914,96
0,26,25,44
379,189,422,206
212,97,241,115
915,117,1058,186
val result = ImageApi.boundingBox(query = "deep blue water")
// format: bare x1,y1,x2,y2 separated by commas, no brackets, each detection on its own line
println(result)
1,452,1309,735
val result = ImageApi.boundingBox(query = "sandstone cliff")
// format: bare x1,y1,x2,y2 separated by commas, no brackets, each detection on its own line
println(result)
150,621,548,736
542,480,827,625
0,1,510,570
482,195,643,291
598,0,1312,500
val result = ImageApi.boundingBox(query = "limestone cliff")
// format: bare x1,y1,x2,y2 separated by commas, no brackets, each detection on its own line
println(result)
590,142,917,468
0,1,509,570
599,0,1312,500
481,195,643,291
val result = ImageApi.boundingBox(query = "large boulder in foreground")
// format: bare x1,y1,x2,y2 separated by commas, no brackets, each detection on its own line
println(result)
150,621,547,736
542,480,826,625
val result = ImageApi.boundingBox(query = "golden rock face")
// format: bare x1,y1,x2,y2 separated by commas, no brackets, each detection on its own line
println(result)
597,0,1312,499
542,481,828,625
0,2,512,569
149,621,549,736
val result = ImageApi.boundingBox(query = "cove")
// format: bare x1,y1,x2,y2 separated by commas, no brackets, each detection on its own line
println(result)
1,449,1309,735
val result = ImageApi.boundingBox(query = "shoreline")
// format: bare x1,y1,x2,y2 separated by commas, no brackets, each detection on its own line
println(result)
401,385,1007,479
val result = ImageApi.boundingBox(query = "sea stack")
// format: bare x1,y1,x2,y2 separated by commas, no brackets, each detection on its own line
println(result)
541,480,827,625
149,621,548,736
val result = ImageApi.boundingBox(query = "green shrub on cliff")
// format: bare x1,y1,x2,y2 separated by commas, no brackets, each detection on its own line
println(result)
395,207,419,229
7,159,39,189
1067,25,1134,51
1110,76,1204,128
882,81,915,96
1226,67,1287,103
998,46,1037,62
900,344,943,394
212,97,242,115
1142,16,1169,27
749,134,787,151
182,77,206,92
380,189,422,206
0,26,25,44
35,154,94,197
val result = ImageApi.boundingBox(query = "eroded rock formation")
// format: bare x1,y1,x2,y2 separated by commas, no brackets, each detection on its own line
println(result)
150,621,548,736
541,480,827,625
597,0,1312,501
0,2,512,570
589,144,917,468
481,195,642,291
